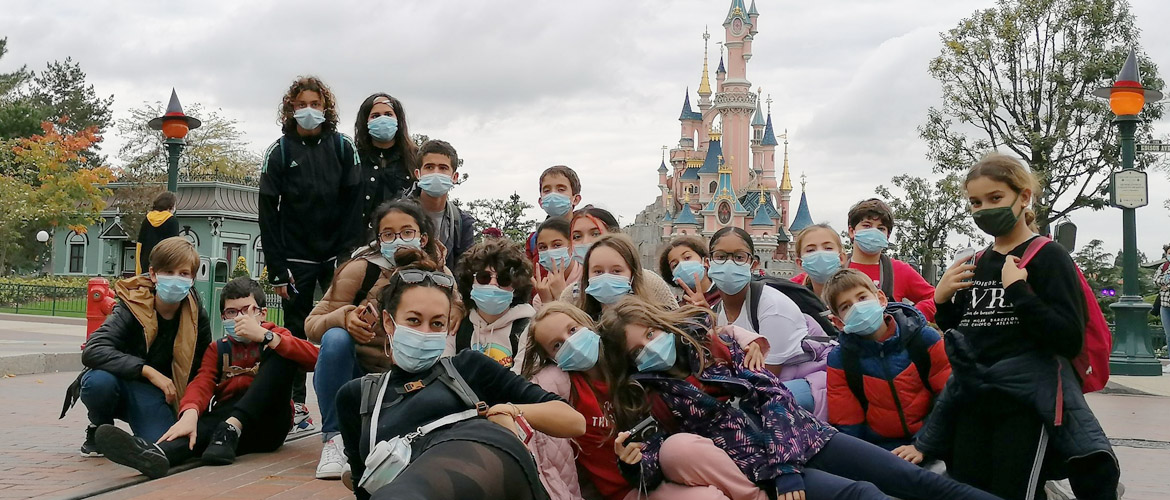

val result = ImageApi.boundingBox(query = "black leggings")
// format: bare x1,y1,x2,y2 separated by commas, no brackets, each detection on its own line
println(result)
370,440,535,500
802,433,1001,500
283,259,335,404
158,351,296,464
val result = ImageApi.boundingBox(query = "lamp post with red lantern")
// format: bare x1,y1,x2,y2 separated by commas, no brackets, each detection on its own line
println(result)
147,89,202,192
1092,49,1162,376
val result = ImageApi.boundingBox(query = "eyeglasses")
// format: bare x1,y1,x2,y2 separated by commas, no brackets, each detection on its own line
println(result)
222,305,261,319
710,251,753,265
395,270,455,289
474,270,514,288
379,229,419,243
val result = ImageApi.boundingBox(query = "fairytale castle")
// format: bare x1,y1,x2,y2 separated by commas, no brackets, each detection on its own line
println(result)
627,0,813,277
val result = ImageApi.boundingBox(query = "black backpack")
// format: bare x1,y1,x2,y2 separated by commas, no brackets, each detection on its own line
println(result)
748,277,841,339
846,252,896,299
839,324,934,415
358,357,482,439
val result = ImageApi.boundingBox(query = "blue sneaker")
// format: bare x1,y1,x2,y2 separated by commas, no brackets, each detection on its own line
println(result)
289,403,316,435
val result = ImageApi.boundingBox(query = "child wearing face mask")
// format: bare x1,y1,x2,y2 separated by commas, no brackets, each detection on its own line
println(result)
353,93,419,229
918,154,1119,500
790,224,848,301
563,233,678,320
526,166,585,266
452,239,537,373
659,235,721,313
820,269,950,460
411,139,476,271
521,301,769,500
530,218,581,310
844,199,937,323
92,277,319,478
596,296,1002,500
66,237,212,457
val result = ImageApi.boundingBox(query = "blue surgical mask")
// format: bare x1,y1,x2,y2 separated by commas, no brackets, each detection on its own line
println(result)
541,193,573,217
470,284,514,315
418,173,455,197
707,261,751,294
853,228,889,255
155,275,193,304
293,107,326,130
585,274,632,305
556,328,600,372
801,251,843,284
539,247,572,272
572,244,590,264
381,238,422,265
367,115,399,142
672,260,707,289
844,300,885,336
223,319,250,343
391,322,448,373
635,332,677,372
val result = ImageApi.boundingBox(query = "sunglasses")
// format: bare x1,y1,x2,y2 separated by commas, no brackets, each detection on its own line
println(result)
395,270,455,289
474,270,514,288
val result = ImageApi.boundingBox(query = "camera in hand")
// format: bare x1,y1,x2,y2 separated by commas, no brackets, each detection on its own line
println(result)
627,416,659,443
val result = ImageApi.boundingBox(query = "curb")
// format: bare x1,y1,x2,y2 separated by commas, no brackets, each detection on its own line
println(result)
0,352,83,376
0,312,87,326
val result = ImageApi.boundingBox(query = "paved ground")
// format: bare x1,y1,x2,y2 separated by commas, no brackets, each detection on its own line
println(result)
0,318,85,358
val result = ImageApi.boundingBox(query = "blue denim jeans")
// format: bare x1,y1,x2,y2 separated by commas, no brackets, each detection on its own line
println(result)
1160,306,1170,354
79,369,176,442
313,327,366,439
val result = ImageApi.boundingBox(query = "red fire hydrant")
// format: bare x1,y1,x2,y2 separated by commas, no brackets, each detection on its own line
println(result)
84,277,117,350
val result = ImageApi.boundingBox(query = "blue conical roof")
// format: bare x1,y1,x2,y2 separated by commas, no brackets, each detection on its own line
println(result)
679,91,702,122
658,160,668,173
751,206,773,226
674,203,699,225
725,0,750,24
748,0,758,15
762,114,778,146
698,138,723,174
717,56,726,74
662,210,673,223
752,99,766,127
789,191,813,233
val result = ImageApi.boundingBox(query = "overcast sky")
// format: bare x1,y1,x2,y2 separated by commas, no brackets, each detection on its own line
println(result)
3,0,1169,259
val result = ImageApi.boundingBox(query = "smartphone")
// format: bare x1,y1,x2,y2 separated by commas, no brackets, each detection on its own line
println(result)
627,416,660,443
953,247,976,283
359,303,377,325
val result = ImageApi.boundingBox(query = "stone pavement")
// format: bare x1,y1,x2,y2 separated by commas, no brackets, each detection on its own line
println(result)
0,315,86,377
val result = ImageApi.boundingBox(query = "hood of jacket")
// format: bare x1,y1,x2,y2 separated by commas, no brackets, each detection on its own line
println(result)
145,210,174,227
114,274,200,403
838,301,926,356
469,303,536,331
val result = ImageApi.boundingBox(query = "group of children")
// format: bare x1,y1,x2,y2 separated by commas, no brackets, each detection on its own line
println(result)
63,74,1121,500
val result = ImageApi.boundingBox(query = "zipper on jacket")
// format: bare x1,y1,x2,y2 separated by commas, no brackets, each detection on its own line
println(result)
878,350,914,438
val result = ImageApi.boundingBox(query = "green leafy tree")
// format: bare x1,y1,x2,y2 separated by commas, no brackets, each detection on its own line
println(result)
457,192,538,242
921,0,1164,231
115,101,260,179
26,57,114,139
875,173,982,280
1074,239,1120,320
0,38,41,140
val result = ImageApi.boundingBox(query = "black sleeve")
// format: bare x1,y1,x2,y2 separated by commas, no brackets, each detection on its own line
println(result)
339,134,366,255
160,217,180,240
188,301,212,383
81,303,146,379
934,291,966,332
1003,243,1086,359
258,140,289,285
455,350,562,406
336,378,371,500
457,211,476,261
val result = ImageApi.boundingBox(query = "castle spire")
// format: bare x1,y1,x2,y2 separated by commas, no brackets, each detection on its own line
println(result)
751,87,766,127
698,28,713,97
762,94,779,146
779,129,792,192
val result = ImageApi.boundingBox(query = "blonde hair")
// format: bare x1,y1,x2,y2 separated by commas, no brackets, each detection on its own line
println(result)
149,237,199,274
965,153,1040,232
520,301,598,380
577,233,646,319
794,223,844,257
820,268,878,316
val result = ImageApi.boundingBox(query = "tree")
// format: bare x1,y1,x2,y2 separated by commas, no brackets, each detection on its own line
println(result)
115,101,260,179
921,0,1164,231
1074,239,1120,320
875,173,982,276
456,192,538,242
0,121,114,274
0,37,41,140
0,38,27,98
26,58,114,139
231,256,250,279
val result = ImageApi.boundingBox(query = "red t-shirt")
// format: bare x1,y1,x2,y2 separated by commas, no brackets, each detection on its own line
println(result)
569,373,629,500
848,259,937,323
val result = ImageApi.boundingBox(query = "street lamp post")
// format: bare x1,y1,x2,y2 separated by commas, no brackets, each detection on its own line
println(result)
147,89,201,192
1092,49,1162,376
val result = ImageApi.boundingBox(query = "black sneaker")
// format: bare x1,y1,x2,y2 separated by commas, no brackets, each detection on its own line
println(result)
79,424,103,457
95,425,169,479
201,422,240,466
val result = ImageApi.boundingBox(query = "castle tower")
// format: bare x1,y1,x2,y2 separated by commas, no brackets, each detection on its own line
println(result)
789,173,814,234
716,0,757,192
696,130,724,206
772,121,788,225
697,27,714,145
701,152,749,234
678,89,702,150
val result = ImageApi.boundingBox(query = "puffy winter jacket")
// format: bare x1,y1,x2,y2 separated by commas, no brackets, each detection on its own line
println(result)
827,302,950,449
529,365,586,500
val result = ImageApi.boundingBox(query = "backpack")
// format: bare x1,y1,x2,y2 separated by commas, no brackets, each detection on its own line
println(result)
839,325,934,415
213,337,262,386
454,316,531,367
748,277,842,339
277,132,351,169
845,253,896,299
975,236,1111,393
358,357,483,440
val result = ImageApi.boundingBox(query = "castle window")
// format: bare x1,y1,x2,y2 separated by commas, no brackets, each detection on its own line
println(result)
709,181,717,194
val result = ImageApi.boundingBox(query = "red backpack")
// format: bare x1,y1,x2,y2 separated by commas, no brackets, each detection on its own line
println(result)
977,236,1111,392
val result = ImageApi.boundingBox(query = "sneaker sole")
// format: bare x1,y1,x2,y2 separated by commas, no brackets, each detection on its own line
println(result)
201,448,236,466
79,449,103,458
316,467,343,480
95,426,169,479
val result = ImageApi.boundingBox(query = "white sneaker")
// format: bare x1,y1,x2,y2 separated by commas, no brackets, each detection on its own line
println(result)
315,435,346,480
290,403,316,435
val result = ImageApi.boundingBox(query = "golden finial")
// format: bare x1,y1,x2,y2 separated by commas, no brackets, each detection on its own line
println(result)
779,129,793,192
698,28,713,96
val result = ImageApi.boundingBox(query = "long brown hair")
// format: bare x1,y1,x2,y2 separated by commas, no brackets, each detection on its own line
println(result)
520,301,598,380
657,235,708,286
576,233,646,319
964,153,1040,232
278,76,339,135
354,93,417,170
596,296,712,430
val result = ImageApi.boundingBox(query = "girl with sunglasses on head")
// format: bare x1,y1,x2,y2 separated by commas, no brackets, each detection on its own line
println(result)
597,296,1002,500
520,301,768,500
452,238,536,373
335,248,585,500
561,209,676,311
562,233,677,321
305,200,456,480
531,217,581,310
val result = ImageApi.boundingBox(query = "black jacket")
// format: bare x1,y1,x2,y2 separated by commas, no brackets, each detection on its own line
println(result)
81,300,211,384
358,146,415,226
135,211,180,275
259,131,362,285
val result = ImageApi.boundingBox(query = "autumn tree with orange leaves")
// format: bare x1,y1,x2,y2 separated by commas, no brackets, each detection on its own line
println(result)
0,119,113,274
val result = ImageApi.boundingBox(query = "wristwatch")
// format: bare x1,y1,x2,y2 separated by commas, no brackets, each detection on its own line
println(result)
263,330,275,345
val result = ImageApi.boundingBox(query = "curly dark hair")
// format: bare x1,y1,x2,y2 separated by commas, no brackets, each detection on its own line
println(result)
657,235,708,286
455,238,534,312
353,93,417,169
278,76,339,135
